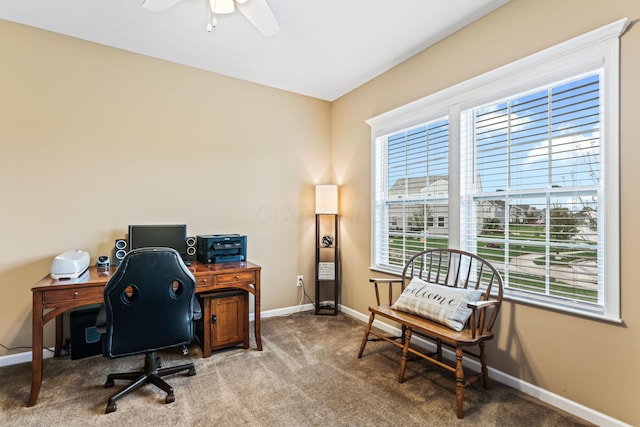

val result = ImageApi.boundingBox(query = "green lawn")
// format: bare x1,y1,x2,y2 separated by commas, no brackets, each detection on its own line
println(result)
388,234,598,303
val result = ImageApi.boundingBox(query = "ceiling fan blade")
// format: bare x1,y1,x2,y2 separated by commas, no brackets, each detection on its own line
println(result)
142,0,182,12
236,0,280,37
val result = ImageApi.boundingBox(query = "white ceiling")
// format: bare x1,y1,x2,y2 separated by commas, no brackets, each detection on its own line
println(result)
0,0,510,101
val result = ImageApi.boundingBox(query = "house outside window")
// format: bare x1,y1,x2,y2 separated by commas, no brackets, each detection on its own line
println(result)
368,19,627,321
374,120,450,268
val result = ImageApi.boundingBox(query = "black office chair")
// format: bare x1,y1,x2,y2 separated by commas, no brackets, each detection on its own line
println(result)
96,247,201,414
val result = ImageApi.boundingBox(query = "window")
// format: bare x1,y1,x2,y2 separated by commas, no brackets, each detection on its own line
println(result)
368,19,627,321
461,73,603,314
373,119,450,269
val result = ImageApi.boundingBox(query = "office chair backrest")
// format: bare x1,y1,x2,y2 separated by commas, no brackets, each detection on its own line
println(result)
102,247,197,359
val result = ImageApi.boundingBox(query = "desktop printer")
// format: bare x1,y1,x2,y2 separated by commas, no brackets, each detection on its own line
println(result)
197,234,247,264
50,250,90,279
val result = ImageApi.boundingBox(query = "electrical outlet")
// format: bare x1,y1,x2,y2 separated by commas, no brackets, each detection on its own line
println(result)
296,275,304,287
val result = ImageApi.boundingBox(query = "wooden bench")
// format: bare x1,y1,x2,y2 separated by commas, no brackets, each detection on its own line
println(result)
357,249,503,419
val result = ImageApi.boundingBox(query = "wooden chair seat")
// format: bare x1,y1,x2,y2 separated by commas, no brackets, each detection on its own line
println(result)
357,249,504,419
369,304,495,345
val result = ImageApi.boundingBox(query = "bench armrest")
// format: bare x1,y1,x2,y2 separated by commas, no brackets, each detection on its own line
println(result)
369,277,403,305
467,299,499,310
467,299,500,338
369,277,403,283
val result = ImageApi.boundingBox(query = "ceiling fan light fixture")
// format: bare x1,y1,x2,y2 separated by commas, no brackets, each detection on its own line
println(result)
210,0,235,14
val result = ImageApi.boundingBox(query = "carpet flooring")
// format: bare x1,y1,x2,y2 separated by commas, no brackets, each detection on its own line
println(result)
0,311,592,426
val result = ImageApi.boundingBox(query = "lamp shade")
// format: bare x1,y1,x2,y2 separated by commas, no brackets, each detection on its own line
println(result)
315,185,338,214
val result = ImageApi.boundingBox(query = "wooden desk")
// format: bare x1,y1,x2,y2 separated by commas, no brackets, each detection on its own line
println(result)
28,260,261,407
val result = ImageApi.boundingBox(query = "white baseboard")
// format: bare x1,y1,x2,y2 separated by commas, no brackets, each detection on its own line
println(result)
1,303,629,426
340,305,631,427
257,303,315,319
0,348,54,367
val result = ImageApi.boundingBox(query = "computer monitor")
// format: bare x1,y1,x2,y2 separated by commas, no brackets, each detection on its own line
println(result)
128,224,187,261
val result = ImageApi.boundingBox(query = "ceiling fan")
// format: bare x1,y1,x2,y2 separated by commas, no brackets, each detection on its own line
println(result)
142,0,280,36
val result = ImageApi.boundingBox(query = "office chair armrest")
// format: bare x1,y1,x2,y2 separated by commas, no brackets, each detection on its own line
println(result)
192,298,202,321
95,304,107,334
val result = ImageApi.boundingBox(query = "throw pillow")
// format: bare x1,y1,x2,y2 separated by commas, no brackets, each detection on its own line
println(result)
391,276,484,332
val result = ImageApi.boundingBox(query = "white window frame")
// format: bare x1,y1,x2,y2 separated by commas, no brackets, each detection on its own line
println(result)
367,19,628,322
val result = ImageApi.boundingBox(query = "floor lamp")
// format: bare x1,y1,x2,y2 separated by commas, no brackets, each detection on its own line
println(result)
315,185,339,315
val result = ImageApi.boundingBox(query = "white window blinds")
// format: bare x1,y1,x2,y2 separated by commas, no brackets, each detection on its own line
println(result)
461,73,604,314
373,119,449,272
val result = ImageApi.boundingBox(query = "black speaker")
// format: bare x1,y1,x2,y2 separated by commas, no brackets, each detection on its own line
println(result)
70,308,102,360
186,236,196,265
113,238,128,266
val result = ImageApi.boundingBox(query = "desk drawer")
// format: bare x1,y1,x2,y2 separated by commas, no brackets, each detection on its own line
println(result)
215,271,256,287
43,286,103,304
196,275,215,288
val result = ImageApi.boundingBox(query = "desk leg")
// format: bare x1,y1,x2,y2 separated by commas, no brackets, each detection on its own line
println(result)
255,312,262,351
28,293,43,407
255,276,262,351
54,314,63,357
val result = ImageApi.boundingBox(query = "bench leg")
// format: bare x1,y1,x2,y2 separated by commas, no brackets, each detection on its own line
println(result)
479,341,489,389
357,312,375,358
398,327,412,383
455,347,464,419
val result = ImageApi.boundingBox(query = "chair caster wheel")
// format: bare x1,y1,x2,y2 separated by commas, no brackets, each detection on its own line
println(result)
104,379,115,388
188,367,196,376
166,393,175,404
105,402,117,413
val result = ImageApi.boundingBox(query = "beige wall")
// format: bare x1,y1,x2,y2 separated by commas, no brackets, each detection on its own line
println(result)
332,0,640,425
2,0,640,424
0,20,330,355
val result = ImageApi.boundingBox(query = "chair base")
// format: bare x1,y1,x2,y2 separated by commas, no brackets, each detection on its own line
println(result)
103,351,196,414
